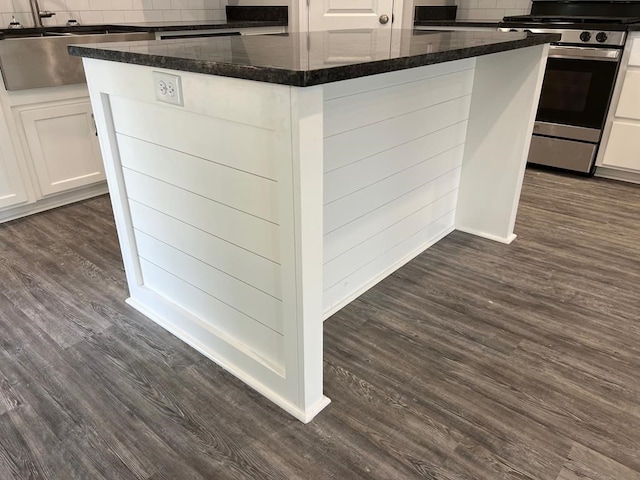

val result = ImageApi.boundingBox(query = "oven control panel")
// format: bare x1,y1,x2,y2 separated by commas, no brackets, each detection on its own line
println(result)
499,27,626,47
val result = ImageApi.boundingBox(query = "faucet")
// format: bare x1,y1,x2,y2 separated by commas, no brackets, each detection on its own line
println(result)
29,0,56,27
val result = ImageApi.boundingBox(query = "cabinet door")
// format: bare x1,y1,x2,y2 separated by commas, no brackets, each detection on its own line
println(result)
0,111,29,210
20,102,105,196
601,120,640,172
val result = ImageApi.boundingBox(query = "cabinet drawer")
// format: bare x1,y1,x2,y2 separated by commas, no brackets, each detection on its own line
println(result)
629,36,640,67
602,120,640,171
615,70,640,119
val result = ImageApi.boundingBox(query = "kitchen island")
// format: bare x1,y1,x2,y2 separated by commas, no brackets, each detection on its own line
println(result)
69,29,557,422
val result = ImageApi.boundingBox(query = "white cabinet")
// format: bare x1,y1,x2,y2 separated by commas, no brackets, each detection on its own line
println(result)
0,110,29,210
20,102,105,196
0,83,108,223
596,32,640,183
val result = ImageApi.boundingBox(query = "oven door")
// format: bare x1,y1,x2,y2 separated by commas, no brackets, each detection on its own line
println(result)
536,46,620,136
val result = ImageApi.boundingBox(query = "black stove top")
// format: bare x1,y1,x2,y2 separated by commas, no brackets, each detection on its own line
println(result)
502,1,640,29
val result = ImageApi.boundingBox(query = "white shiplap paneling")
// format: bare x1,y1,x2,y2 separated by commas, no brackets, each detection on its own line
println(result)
118,133,280,223
134,230,284,334
122,168,281,262
322,63,474,315
110,95,279,179
139,258,285,373
128,200,282,299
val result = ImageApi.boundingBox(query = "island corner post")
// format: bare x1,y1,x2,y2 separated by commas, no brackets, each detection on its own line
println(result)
75,31,552,422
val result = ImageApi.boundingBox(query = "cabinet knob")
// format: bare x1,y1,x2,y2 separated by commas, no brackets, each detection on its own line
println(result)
379,14,389,24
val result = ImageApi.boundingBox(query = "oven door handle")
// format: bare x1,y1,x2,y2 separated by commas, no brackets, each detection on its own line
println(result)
548,45,620,62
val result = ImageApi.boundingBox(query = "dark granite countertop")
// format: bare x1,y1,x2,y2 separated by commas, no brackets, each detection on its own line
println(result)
0,20,286,39
414,20,501,28
624,24,640,31
108,20,287,33
69,29,559,87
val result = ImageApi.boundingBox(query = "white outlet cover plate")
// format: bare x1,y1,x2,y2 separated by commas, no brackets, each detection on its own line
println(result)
153,71,184,106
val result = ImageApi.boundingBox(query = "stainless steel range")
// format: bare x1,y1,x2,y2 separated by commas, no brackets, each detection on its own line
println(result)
500,1,640,174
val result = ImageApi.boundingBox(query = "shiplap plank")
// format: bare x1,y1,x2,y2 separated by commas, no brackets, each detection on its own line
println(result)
323,58,475,100
324,69,474,137
324,95,471,172
135,230,283,334
324,191,458,290
325,145,464,234
129,201,282,299
139,259,285,372
122,168,280,263
118,134,279,223
324,167,461,262
110,95,278,180
323,210,456,312
324,121,467,204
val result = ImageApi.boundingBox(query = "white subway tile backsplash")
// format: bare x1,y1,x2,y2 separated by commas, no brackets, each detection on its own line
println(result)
111,0,132,9
79,9,103,22
123,9,144,21
102,9,124,20
12,0,32,13
162,8,180,20
496,0,516,9
170,0,187,9
453,0,530,20
180,8,204,20
65,0,89,10
0,0,12,12
88,0,111,10
142,9,162,20
477,0,497,9
151,0,170,9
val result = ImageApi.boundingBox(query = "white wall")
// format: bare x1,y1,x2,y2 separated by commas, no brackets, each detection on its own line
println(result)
1,0,227,28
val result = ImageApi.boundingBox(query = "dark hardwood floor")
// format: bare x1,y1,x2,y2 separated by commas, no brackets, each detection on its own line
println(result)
1,168,639,479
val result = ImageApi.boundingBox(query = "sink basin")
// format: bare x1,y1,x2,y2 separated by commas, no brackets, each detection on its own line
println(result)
0,30,155,90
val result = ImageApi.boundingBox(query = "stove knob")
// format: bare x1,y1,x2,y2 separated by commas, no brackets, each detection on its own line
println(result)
579,31,591,42
596,32,608,43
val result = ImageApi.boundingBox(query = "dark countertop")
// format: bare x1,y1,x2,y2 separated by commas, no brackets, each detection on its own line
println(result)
0,20,286,39
414,20,501,28
624,24,640,31
69,29,559,87
108,20,287,32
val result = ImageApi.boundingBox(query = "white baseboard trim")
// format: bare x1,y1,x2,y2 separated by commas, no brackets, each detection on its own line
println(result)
595,166,640,185
0,182,108,223
126,296,331,424
455,226,516,244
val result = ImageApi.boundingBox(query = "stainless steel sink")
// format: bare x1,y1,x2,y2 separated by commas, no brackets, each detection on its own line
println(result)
0,31,154,90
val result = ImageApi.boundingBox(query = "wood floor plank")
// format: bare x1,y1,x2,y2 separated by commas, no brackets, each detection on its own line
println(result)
555,443,640,480
0,413,45,480
0,169,639,479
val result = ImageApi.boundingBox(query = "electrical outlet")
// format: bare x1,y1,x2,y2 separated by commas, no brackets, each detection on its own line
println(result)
153,71,183,106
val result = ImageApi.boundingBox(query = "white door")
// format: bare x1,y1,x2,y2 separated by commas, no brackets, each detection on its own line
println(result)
309,0,396,31
308,0,397,65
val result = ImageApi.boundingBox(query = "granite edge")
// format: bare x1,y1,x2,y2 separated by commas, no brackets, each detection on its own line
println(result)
68,33,560,87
